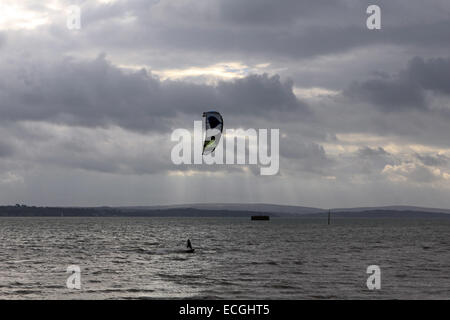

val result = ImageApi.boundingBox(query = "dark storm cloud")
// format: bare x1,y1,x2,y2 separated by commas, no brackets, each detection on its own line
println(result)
0,54,308,132
344,56,450,112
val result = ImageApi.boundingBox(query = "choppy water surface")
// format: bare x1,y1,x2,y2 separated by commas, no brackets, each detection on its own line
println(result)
0,217,448,299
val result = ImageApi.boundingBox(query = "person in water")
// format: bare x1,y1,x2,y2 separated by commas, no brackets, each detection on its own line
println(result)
186,239,192,250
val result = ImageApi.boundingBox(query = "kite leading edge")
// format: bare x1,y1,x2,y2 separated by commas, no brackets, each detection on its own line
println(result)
202,111,223,155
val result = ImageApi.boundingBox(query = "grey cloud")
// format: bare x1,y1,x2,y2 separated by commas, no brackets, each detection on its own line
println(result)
353,146,397,175
357,146,389,157
0,140,14,158
281,139,326,160
344,56,450,112
0,55,168,132
406,164,441,184
0,33,5,48
0,55,308,132
280,137,333,174
5,1,450,73
215,75,305,114
219,0,343,25
345,76,426,111
7,1,450,89
163,73,307,117
81,0,132,25
407,56,450,95
415,153,449,167
2,1,450,208
78,0,450,62
340,146,401,179
8,125,176,176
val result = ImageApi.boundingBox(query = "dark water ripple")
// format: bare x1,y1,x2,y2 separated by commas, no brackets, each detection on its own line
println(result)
0,217,449,299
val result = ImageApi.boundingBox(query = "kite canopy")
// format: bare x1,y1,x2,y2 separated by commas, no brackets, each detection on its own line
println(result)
202,111,223,155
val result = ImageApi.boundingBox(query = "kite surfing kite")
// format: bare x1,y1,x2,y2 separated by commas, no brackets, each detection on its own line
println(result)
202,111,223,155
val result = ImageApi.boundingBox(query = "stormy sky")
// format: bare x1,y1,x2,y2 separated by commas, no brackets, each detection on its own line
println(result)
1,0,450,208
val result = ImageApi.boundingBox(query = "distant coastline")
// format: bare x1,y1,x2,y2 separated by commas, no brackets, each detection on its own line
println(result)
1,204,449,218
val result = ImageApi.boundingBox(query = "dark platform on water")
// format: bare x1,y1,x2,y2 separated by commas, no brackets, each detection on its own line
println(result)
251,215,270,220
